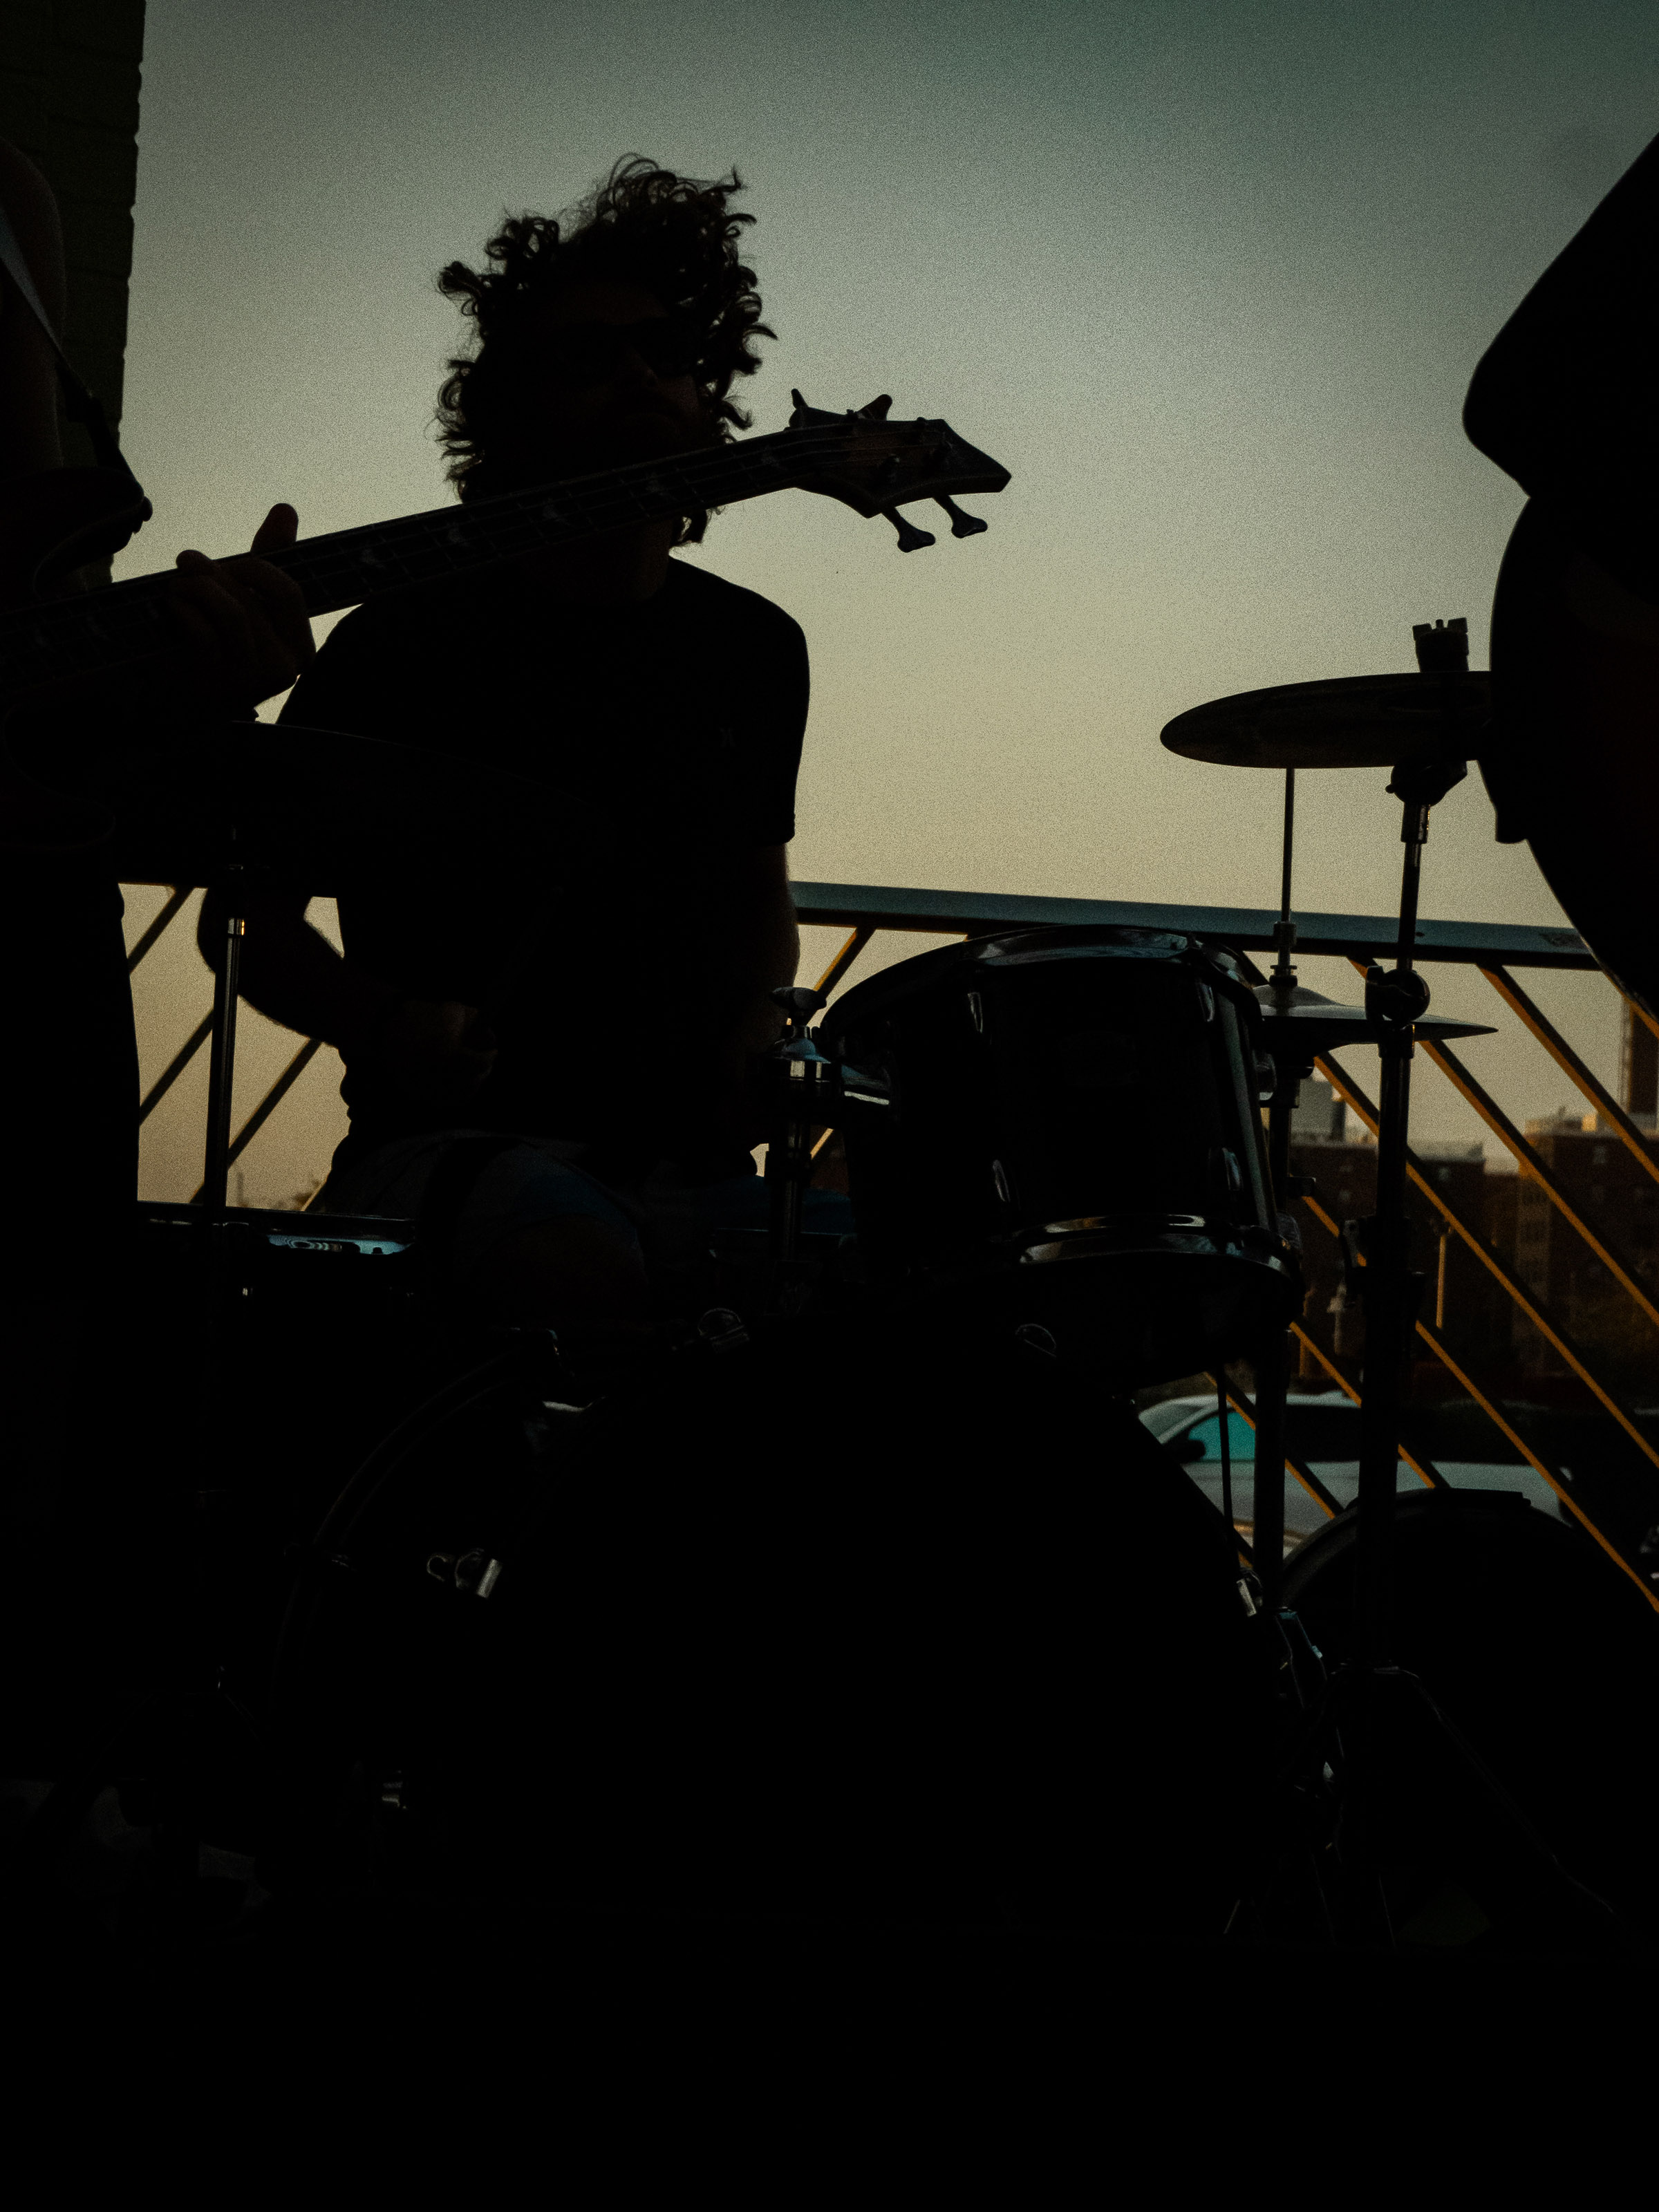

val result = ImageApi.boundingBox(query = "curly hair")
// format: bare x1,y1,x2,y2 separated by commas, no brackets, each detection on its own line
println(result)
434,157,774,541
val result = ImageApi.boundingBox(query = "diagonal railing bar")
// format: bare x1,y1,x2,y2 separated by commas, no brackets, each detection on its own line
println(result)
1289,1192,1444,1489
188,1037,324,1201
1341,959,1659,1320
1416,1035,1659,1336
812,925,875,1000
1479,966,1659,1191
1315,1051,1659,1476
1294,1176,1659,1608
125,886,191,977
138,1012,212,1126
1411,1311,1659,1613
1208,1372,1342,1520
1286,1322,1443,1492
1627,993,1659,1048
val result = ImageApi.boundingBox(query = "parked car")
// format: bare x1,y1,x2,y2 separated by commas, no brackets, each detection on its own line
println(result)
1139,1388,1564,1547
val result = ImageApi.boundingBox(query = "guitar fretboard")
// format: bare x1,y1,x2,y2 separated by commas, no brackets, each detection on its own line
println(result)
0,422,848,704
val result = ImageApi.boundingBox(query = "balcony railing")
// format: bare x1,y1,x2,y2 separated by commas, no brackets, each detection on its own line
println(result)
124,876,1659,1611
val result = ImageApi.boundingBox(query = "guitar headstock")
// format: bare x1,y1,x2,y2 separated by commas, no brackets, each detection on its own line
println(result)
787,392,1011,550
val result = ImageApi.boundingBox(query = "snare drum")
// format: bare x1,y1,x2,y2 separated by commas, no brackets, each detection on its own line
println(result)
818,926,1299,1384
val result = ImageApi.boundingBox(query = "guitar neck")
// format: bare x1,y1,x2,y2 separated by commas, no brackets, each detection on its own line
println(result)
0,424,839,704
274,428,817,615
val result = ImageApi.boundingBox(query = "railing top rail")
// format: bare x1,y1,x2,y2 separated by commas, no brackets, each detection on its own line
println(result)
787,882,1597,970
115,874,1597,971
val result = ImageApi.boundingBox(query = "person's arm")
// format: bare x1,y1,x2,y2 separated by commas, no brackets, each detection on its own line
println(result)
699,841,800,1150
198,882,499,1121
197,880,393,1049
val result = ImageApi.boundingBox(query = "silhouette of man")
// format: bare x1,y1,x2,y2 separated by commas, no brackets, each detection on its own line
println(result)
203,161,812,1342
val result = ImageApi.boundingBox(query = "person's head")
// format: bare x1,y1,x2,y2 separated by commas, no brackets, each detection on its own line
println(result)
435,158,774,538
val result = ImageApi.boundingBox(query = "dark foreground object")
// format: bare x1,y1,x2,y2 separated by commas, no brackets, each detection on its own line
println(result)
271,1314,1277,1942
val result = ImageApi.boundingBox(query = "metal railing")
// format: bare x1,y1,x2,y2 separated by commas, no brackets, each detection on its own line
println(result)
124,874,1659,1607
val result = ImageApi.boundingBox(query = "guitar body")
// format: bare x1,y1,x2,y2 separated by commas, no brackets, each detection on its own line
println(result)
1484,498,1659,1017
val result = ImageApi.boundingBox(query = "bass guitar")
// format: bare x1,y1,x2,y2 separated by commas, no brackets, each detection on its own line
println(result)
1,393,1009,715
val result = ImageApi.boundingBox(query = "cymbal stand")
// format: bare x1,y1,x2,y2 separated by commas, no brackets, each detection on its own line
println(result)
1250,766,1301,1613
1239,624,1635,1954
1351,617,1477,1667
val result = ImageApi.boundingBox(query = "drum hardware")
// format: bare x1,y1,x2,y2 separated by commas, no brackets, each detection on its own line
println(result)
1254,1490,1659,1956
696,1306,751,1353
818,924,1300,1386
1167,623,1647,1958
424,1550,504,1599
763,984,836,1312
761,982,890,1316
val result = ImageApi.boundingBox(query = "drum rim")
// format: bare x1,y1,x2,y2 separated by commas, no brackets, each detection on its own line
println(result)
818,924,1257,1038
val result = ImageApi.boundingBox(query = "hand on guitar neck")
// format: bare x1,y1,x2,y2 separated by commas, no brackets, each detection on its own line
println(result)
164,500,315,715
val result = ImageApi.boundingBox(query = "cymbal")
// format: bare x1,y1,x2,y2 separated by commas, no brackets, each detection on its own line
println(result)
1255,982,1495,1051
10,719,617,885
1161,671,1490,770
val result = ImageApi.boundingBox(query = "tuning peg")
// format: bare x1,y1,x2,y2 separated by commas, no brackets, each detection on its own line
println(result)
935,496,987,538
883,507,937,552
856,395,893,419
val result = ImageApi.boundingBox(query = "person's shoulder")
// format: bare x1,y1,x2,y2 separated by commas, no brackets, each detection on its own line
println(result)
315,582,461,649
667,559,806,653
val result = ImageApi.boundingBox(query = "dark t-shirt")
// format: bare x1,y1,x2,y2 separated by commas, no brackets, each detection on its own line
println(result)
278,556,808,1162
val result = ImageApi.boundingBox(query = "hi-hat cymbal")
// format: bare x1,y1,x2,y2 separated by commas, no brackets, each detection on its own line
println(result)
1255,982,1495,1051
10,719,618,885
1162,671,1490,770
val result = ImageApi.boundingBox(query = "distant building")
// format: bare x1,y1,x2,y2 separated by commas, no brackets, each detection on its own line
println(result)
1286,1108,1513,1387
1509,1108,1659,1389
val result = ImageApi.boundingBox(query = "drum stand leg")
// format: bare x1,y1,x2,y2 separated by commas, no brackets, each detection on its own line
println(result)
200,868,244,1220
183,863,246,1703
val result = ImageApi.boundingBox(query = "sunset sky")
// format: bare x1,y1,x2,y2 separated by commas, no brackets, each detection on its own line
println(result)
108,0,1658,1206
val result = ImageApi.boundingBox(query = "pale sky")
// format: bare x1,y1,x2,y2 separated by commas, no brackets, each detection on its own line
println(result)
108,0,1659,1206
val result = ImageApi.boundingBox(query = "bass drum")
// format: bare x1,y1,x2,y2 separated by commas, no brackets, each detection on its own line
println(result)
818,926,1300,1387
1281,1488,1659,1940
267,1305,1280,1941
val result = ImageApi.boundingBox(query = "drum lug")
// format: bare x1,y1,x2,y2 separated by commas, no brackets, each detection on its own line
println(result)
425,1550,503,1599
696,1307,750,1353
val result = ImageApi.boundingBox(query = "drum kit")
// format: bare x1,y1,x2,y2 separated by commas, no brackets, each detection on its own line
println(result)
12,583,1653,1971
15,126,1659,1960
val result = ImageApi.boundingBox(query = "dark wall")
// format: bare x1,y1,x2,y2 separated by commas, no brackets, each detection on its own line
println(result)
0,1,145,491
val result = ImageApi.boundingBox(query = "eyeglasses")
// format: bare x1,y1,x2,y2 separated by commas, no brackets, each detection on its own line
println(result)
541,319,700,386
